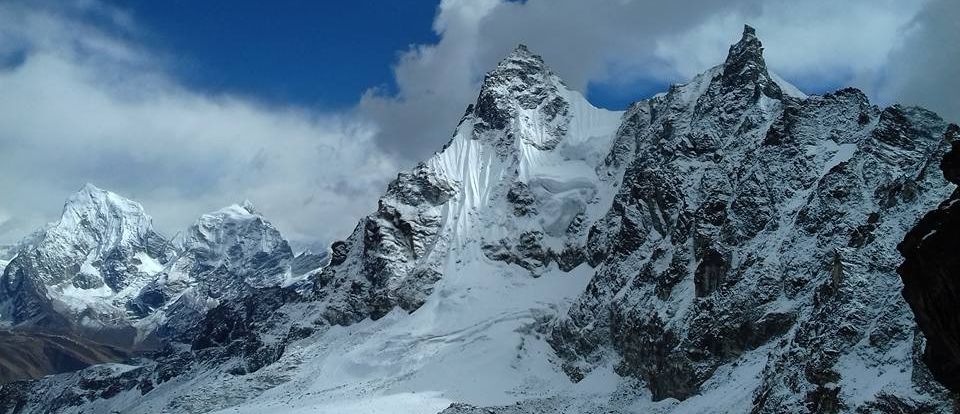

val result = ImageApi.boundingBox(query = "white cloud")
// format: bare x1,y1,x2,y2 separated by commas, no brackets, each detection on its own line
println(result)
361,0,946,161
653,0,928,90
357,0,502,160
879,0,960,123
0,2,398,246
2,0,955,247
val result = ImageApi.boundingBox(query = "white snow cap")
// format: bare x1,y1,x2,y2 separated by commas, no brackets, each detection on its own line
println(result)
56,183,155,245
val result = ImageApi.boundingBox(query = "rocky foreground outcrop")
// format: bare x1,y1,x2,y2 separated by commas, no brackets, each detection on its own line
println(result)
898,126,960,393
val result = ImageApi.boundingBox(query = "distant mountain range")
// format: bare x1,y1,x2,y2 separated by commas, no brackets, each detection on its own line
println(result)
1,26,956,414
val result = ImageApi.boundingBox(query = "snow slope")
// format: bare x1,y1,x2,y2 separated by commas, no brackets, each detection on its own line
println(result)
3,26,956,414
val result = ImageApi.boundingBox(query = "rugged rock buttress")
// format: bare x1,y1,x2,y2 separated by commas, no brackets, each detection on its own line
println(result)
898,125,960,393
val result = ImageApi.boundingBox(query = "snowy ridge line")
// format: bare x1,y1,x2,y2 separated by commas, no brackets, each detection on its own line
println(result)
2,25,958,414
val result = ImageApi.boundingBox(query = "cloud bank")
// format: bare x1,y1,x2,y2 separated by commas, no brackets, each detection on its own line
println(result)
1,0,957,249
0,2,398,247
362,0,955,161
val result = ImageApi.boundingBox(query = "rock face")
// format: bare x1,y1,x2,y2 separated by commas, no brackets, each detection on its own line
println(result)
0,184,176,341
0,188,313,365
132,202,300,339
898,131,960,393
550,26,955,411
308,161,456,325
308,42,623,327
3,26,958,414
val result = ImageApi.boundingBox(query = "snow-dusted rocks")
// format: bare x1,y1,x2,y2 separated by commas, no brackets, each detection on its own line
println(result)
308,161,456,325
0,184,175,337
132,201,303,339
0,185,311,349
550,25,955,411
4,25,958,414
309,43,622,326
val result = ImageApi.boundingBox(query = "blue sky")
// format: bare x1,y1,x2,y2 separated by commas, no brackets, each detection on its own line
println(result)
91,0,665,110
79,0,914,123
0,0,955,247
99,1,441,109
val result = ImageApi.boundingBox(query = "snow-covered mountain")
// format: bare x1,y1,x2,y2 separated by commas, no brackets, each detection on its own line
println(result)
0,184,176,343
129,201,318,341
306,42,623,326
548,25,955,412
1,26,956,414
0,186,323,350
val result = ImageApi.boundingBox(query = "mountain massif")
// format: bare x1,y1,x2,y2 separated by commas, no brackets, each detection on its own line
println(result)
0,26,956,413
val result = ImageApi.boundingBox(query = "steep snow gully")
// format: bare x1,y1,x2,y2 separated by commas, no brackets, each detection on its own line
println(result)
1,26,958,414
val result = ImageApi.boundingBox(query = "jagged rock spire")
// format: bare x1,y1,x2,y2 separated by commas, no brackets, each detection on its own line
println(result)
472,44,569,141
480,43,554,97
495,44,546,72
721,24,782,98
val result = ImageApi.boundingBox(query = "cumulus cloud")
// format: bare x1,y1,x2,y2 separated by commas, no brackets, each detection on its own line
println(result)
2,0,956,247
0,1,398,246
879,0,960,123
358,0,502,160
361,0,950,161
653,1,927,85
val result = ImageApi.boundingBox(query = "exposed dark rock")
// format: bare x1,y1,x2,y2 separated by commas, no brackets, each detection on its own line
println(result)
898,134,960,393
506,181,537,216
694,248,728,297
550,25,954,412
611,312,699,401
329,240,349,267
481,231,552,274
721,25,782,100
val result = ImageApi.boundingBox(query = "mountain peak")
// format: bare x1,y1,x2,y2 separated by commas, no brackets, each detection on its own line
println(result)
489,43,550,80
505,43,535,60
240,200,257,214
59,184,152,234
204,201,261,222
720,24,782,98
67,183,124,206
185,200,292,282
472,44,568,132
69,183,114,209
725,25,762,65
79,182,104,194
